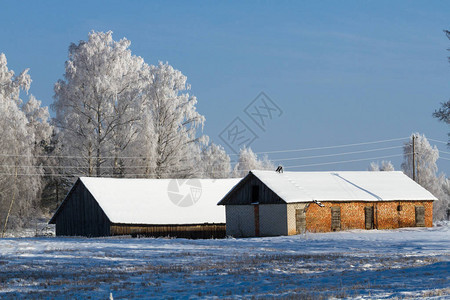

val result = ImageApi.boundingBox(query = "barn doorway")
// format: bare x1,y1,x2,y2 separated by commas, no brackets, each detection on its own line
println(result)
253,204,260,236
252,185,260,236
364,206,374,230
331,207,341,231
415,206,425,227
295,209,306,234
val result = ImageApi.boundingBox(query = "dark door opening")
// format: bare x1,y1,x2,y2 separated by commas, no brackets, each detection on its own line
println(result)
251,185,259,204
364,206,374,230
331,207,341,231
415,206,425,227
253,204,260,236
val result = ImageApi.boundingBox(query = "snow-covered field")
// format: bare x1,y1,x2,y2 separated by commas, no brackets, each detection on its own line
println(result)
0,225,449,299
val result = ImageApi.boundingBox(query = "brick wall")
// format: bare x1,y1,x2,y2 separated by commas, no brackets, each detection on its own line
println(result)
305,201,433,233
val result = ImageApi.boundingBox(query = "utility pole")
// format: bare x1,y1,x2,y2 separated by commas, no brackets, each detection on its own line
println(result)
412,135,416,182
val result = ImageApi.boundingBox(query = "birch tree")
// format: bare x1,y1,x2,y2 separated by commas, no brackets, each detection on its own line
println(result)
138,62,207,178
53,31,210,180
52,31,147,178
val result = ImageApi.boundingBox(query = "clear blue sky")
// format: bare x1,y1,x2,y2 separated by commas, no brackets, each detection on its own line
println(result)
1,1,449,173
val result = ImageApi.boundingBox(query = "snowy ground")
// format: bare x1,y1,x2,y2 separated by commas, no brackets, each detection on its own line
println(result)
0,225,448,299
2,218,55,238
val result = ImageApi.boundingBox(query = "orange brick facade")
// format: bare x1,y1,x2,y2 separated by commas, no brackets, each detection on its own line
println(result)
305,201,433,233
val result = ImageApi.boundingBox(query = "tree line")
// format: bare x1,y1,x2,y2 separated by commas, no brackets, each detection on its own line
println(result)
0,30,449,231
0,31,274,230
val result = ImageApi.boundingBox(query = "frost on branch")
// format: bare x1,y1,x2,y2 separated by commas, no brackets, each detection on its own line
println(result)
201,143,231,178
52,31,212,180
233,147,274,177
368,160,394,171
0,53,52,230
52,31,148,178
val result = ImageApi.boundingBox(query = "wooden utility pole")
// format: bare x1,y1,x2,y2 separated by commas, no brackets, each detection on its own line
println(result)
412,135,416,182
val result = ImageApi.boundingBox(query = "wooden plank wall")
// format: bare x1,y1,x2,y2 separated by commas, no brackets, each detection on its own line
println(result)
110,223,226,239
55,182,110,237
220,173,284,205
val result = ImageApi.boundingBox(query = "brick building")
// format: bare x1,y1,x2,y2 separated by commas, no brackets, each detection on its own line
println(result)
218,170,436,237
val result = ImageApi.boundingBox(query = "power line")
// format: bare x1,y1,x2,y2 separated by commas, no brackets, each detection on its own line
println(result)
0,136,444,162
0,173,85,177
0,165,155,169
0,153,152,160
284,153,406,169
0,171,238,177
428,138,448,145
0,135,448,180
0,138,412,171
0,145,405,167
0,153,404,176
438,150,450,155
229,137,409,156
272,146,403,162
0,136,409,160
2,136,443,175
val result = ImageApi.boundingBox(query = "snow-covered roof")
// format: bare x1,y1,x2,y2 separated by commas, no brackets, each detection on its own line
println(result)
53,177,241,225
223,170,437,204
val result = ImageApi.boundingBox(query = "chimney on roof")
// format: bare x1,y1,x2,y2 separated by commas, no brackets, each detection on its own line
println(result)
275,166,283,173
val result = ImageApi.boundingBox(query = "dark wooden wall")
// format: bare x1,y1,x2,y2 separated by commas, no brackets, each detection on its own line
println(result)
54,181,111,237
220,173,284,205
110,223,226,239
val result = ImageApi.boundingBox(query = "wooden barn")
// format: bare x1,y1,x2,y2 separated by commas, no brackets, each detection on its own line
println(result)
49,177,240,238
218,170,437,237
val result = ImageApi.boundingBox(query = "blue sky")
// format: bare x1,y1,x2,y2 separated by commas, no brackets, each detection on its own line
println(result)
1,1,449,173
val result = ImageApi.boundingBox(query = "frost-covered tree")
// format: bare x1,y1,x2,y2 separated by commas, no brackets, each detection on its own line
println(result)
368,160,394,171
0,53,52,231
137,62,207,178
401,133,449,221
22,95,53,156
232,147,274,177
200,143,231,178
402,134,439,186
52,31,147,178
368,162,379,171
53,32,208,180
